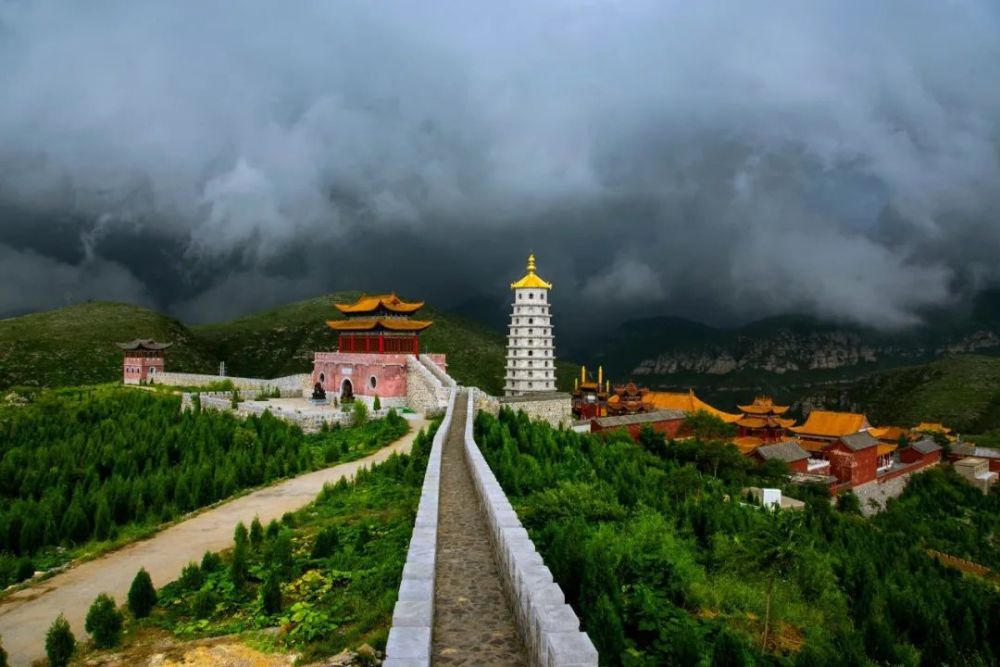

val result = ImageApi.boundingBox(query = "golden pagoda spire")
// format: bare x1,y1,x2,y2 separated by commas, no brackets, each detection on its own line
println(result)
510,252,553,290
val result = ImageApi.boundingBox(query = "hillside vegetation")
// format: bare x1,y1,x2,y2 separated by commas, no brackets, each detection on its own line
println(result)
0,296,576,394
0,302,215,388
812,354,1000,434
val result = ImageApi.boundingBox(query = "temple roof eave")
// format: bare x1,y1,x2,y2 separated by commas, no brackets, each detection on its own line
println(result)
326,318,432,332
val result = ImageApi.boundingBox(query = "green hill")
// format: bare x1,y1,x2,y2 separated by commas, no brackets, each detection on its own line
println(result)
812,354,1000,434
0,295,577,395
0,301,215,388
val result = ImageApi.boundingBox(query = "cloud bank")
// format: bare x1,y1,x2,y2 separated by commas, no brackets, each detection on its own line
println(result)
1,0,999,330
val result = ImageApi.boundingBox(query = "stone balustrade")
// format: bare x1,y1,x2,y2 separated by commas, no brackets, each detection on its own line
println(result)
462,389,597,667
419,354,456,388
384,388,455,667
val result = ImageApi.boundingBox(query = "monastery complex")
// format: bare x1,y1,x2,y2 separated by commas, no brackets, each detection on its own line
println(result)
116,252,997,498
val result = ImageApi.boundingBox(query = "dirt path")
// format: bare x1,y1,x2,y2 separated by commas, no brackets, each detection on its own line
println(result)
0,419,429,667
432,393,527,665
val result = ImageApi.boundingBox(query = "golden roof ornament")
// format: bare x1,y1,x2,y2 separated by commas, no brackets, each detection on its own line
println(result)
510,252,553,290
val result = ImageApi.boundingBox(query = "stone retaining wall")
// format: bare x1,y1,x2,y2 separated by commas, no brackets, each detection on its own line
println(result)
187,391,394,432
477,391,573,429
385,389,455,667
462,390,597,667
157,372,311,396
419,354,456,388
406,357,450,415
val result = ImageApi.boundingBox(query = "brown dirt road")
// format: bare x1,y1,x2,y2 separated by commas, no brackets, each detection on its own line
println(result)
0,419,429,667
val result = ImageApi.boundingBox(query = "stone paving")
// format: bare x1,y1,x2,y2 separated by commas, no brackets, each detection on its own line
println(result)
432,393,528,666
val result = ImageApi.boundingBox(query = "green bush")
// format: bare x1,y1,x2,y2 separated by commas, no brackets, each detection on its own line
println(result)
192,587,217,619
85,593,124,649
45,614,76,667
127,568,157,618
310,526,339,559
249,516,264,549
260,575,282,615
372,394,381,411
15,557,34,582
233,521,249,549
230,540,249,587
179,562,205,591
352,400,369,426
200,551,222,573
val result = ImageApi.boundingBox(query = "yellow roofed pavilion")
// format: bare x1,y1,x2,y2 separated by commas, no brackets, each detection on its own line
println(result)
791,410,870,439
510,253,553,290
637,389,742,423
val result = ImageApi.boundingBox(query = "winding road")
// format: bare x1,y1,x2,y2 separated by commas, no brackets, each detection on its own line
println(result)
0,419,429,667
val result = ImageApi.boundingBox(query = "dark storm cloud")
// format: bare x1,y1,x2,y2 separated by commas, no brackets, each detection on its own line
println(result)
1,0,999,329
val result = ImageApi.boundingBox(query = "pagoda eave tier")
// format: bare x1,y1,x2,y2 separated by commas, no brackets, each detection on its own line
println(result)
326,319,432,332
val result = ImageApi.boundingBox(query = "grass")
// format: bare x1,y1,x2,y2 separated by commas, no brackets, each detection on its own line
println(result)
0,302,216,389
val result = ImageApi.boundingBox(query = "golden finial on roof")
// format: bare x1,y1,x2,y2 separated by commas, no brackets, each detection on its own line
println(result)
510,252,553,290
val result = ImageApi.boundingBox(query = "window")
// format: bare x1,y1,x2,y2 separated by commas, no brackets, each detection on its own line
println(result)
319,372,326,384
369,375,378,390
529,318,533,324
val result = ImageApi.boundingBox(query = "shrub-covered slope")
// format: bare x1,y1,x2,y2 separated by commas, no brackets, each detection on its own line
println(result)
0,302,215,388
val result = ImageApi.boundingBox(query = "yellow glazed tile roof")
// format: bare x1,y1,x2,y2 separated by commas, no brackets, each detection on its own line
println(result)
644,390,742,423
326,318,432,332
790,410,869,438
334,293,425,314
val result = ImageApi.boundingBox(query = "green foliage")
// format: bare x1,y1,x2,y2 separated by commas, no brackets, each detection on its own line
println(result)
249,516,264,549
682,410,737,442
260,575,282,615
148,423,439,662
835,491,862,515
233,521,249,549
85,593,124,649
230,540,249,587
476,407,1000,666
45,614,76,667
200,551,222,573
128,568,157,618
352,399,369,426
179,562,205,591
0,633,7,667
372,394,381,411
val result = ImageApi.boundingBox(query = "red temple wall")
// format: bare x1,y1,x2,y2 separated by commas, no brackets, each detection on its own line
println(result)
900,448,942,466
827,444,878,487
122,355,164,385
312,352,410,400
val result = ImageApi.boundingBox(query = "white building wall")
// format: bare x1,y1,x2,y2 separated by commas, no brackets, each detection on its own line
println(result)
505,287,556,395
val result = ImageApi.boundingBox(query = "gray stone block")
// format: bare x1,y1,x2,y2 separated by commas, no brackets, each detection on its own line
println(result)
397,577,434,601
546,631,598,667
385,626,432,661
392,599,433,627
402,561,434,580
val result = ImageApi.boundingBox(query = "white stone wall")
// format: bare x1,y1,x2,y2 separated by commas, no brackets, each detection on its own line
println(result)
385,389,455,667
476,390,573,429
461,390,597,667
505,287,556,396
157,372,311,396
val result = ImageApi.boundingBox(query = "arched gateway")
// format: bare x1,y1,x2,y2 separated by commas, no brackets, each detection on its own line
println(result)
341,378,354,402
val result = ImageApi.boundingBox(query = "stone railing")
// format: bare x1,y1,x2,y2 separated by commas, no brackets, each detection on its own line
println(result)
419,354,456,388
384,388,456,667
463,389,597,667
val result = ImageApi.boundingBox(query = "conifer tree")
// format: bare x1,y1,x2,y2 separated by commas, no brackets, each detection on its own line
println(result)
233,521,249,549
85,593,123,649
260,575,282,615
249,516,264,549
127,568,157,618
45,614,75,667
230,539,249,587
200,550,222,573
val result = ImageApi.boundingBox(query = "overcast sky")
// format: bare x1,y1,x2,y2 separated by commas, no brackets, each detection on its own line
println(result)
1,0,999,332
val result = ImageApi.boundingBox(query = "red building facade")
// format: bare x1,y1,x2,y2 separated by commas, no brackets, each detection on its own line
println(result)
590,409,686,440
312,294,445,407
117,339,170,384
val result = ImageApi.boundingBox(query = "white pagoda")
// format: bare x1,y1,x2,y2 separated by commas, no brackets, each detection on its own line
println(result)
505,253,556,396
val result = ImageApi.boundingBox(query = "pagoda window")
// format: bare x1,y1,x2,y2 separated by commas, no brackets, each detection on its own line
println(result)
529,318,534,324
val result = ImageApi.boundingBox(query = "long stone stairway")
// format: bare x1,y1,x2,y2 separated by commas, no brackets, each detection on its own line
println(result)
385,388,596,667
432,391,528,665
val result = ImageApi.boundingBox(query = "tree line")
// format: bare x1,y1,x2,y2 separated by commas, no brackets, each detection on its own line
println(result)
0,387,407,587
475,408,1000,666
